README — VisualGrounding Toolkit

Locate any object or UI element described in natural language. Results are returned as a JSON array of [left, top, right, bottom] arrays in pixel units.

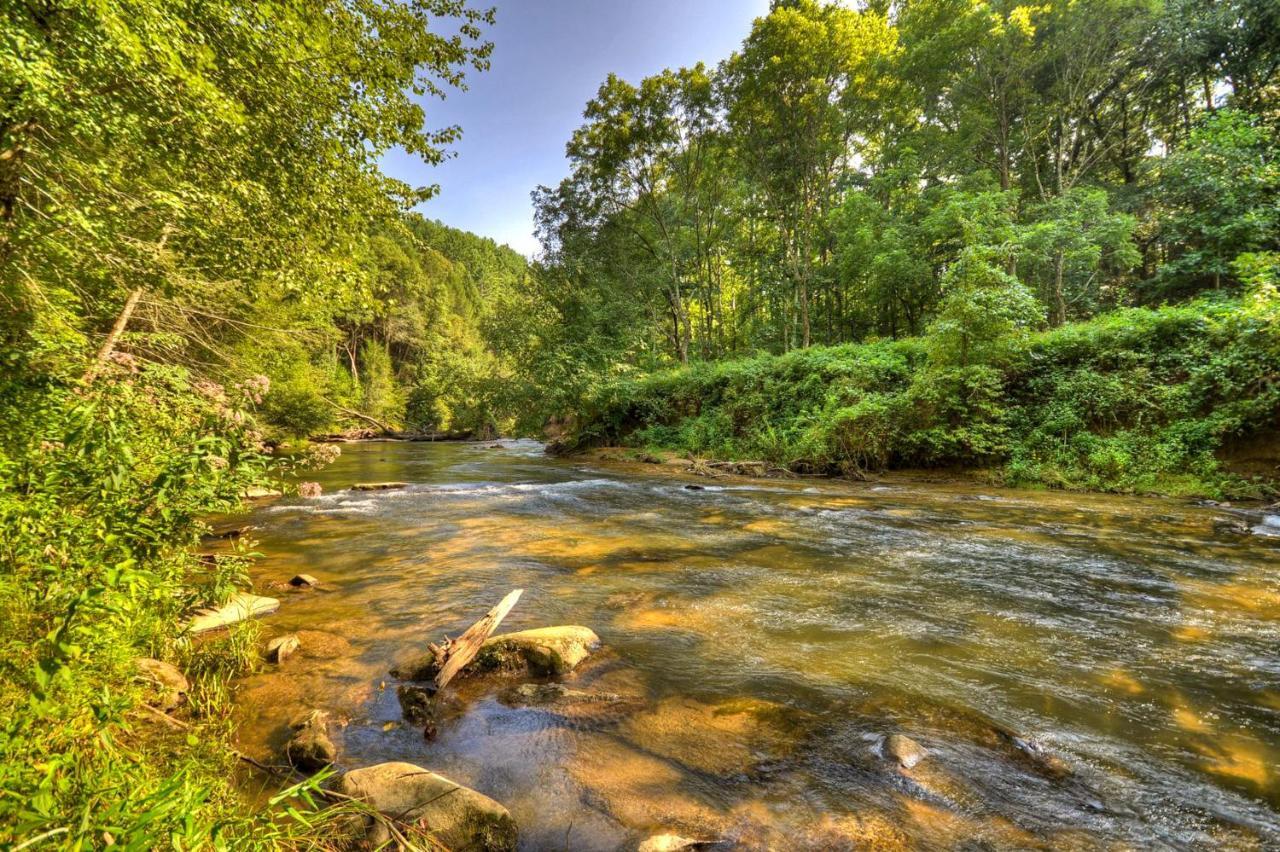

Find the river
[[229, 440, 1280, 850]]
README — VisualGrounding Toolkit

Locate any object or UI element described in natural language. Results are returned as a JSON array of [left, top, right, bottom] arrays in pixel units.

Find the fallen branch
[[433, 589, 523, 690], [319, 396, 397, 434]]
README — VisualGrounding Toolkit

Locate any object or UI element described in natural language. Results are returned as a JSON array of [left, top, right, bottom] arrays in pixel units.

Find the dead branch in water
[[432, 589, 523, 690]]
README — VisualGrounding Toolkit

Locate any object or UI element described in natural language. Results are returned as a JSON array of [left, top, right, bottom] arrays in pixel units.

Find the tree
[[725, 0, 897, 349], [1018, 189, 1140, 324], [1149, 109, 1280, 298]]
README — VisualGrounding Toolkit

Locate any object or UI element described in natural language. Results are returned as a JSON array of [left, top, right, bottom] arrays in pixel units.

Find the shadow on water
[[228, 441, 1280, 850]]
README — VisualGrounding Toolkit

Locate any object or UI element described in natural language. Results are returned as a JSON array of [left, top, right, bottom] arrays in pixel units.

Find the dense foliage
[[576, 297, 1279, 496], [1, 0, 1278, 845], [532, 0, 1279, 492], [0, 0, 506, 845]]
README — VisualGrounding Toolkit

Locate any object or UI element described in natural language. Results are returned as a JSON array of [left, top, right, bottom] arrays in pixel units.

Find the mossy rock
[[391, 625, 600, 681]]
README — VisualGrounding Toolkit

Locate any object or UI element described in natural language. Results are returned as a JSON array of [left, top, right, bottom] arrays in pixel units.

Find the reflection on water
[[230, 441, 1280, 849]]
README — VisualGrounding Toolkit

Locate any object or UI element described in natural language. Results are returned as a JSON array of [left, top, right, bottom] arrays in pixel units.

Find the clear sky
[[379, 0, 771, 257]]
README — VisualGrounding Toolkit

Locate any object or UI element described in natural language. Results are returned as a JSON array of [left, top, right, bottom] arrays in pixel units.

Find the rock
[[338, 762, 517, 852], [638, 835, 716, 852], [288, 573, 320, 588], [1213, 518, 1251, 536], [266, 634, 300, 664], [186, 592, 279, 634], [298, 481, 322, 498], [1006, 735, 1072, 780], [285, 709, 336, 772], [393, 625, 600, 681], [396, 684, 437, 726], [351, 481, 408, 491], [683, 484, 705, 491], [243, 486, 282, 499], [500, 682, 621, 706], [478, 626, 600, 676], [883, 733, 929, 769], [134, 658, 188, 711]]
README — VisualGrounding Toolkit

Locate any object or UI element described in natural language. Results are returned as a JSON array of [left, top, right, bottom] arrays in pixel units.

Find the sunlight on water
[[227, 441, 1280, 850]]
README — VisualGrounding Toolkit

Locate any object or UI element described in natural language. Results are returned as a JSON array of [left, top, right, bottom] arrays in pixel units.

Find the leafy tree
[[1149, 109, 1280, 298], [725, 0, 897, 348], [1018, 189, 1141, 324]]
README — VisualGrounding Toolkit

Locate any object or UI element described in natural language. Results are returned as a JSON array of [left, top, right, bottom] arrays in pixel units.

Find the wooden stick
[[434, 589, 522, 690]]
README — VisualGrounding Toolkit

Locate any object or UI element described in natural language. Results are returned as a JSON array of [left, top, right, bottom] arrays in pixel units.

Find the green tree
[[1149, 109, 1280, 298], [725, 0, 897, 349]]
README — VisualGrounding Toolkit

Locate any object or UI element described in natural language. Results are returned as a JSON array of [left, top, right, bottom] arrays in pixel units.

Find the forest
[[0, 0, 1277, 847]]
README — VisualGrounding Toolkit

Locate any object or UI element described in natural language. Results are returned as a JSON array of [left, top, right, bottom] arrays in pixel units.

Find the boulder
[[266, 634, 300, 664], [338, 762, 517, 851], [289, 573, 320, 588], [134, 658, 188, 711], [186, 592, 279, 634], [393, 626, 600, 681], [285, 709, 336, 772], [882, 733, 928, 769]]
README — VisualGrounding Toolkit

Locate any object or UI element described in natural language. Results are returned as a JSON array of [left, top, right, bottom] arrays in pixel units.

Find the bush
[[0, 366, 335, 846], [573, 299, 1279, 497], [262, 379, 333, 438]]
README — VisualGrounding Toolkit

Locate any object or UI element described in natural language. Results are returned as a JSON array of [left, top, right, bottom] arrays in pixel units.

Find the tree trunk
[[83, 287, 143, 384], [1053, 251, 1067, 326]]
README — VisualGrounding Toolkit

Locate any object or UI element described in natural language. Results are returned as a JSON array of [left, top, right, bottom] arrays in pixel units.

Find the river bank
[[223, 440, 1280, 849]]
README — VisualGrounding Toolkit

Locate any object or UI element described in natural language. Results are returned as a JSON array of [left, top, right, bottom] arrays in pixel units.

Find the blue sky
[[379, 0, 770, 257]]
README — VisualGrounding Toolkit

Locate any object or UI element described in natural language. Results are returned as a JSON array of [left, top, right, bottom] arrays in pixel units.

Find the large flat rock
[[338, 762, 516, 851], [187, 592, 279, 634]]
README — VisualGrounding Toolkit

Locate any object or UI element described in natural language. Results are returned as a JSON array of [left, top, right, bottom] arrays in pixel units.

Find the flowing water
[[229, 441, 1280, 850]]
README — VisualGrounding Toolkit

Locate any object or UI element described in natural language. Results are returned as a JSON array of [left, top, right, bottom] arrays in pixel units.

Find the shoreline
[[564, 445, 1280, 512]]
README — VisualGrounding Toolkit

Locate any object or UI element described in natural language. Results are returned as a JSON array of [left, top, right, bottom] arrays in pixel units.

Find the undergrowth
[[0, 363, 338, 847], [573, 298, 1280, 498]]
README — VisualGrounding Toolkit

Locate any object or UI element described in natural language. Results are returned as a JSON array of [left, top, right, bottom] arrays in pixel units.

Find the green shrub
[[574, 299, 1279, 497]]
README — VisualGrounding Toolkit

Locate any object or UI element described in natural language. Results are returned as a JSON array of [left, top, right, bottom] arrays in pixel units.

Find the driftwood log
[[431, 589, 523, 691]]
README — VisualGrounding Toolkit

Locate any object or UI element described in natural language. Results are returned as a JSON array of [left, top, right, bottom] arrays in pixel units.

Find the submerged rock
[[500, 682, 621, 706], [351, 481, 408, 491], [392, 625, 600, 681], [638, 834, 717, 852], [396, 685, 440, 739], [201, 524, 257, 541], [265, 634, 300, 663], [134, 658, 188, 711], [338, 761, 517, 851], [883, 733, 929, 769], [285, 709, 336, 772], [186, 592, 279, 634]]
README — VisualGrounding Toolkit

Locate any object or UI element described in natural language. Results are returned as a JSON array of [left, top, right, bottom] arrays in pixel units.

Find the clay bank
[[221, 440, 1280, 849]]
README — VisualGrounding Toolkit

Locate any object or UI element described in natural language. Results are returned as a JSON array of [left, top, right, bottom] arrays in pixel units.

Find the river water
[[230, 440, 1280, 850]]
